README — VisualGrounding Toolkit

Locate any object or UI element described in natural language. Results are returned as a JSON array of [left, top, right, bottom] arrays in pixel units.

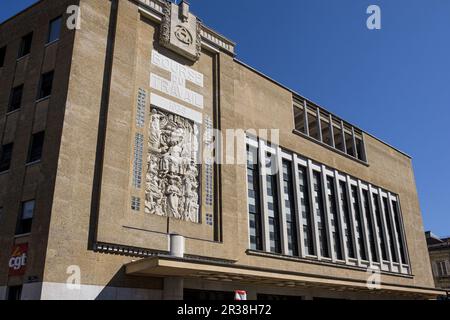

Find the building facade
[[426, 232, 450, 292], [0, 0, 443, 300]]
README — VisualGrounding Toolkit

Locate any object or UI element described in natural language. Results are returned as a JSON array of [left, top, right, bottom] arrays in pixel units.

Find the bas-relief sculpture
[[145, 107, 200, 223]]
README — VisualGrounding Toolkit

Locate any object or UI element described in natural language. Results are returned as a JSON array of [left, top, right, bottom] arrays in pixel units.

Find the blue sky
[[1, 1, 449, 237]]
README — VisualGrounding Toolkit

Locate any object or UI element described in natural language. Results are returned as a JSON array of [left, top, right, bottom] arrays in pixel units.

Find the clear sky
[[1, 1, 449, 237]]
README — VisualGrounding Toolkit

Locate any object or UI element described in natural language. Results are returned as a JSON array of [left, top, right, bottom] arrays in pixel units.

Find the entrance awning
[[125, 255, 444, 299]]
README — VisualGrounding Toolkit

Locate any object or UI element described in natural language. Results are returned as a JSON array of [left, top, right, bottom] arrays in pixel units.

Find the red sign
[[234, 290, 247, 301], [8, 244, 28, 276]]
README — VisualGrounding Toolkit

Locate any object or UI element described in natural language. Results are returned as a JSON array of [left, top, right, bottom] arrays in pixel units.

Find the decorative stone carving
[[159, 0, 202, 62], [145, 107, 200, 223]]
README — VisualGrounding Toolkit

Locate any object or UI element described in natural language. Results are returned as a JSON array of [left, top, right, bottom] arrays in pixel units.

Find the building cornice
[[133, 0, 236, 56]]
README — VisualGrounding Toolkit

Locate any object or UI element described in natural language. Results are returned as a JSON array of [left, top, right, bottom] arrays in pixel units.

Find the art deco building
[[426, 232, 450, 292], [0, 0, 443, 300]]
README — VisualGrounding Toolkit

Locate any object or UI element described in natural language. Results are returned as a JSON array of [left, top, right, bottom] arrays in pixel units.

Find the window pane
[[247, 145, 263, 251], [321, 119, 332, 146], [294, 105, 306, 133], [345, 131, 355, 157], [307, 110, 320, 141], [16, 200, 35, 235], [48, 16, 62, 43], [351, 185, 367, 260], [28, 131, 45, 163], [313, 171, 329, 258], [283, 161, 298, 256], [339, 181, 355, 259], [372, 193, 388, 260], [382, 197, 398, 263], [391, 200, 407, 264], [9, 85, 23, 112], [298, 165, 314, 255], [333, 123, 345, 152], [0, 143, 13, 172], [18, 33, 33, 58], [326, 176, 343, 260], [39, 71, 54, 99], [362, 190, 378, 262], [0, 46, 6, 67], [356, 137, 365, 161], [22, 200, 35, 219], [266, 153, 281, 254]]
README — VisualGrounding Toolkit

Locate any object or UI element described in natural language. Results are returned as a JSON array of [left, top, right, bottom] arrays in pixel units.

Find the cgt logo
[[8, 244, 28, 276]]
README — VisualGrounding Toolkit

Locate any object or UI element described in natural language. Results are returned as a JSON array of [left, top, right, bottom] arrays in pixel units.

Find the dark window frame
[[18, 32, 33, 58], [0, 143, 14, 173], [0, 46, 6, 67], [27, 131, 45, 164], [16, 199, 35, 235], [8, 84, 24, 113], [47, 16, 63, 44], [37, 71, 54, 100]]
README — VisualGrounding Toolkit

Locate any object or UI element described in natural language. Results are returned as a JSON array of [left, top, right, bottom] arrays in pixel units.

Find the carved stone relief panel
[[145, 107, 200, 223]]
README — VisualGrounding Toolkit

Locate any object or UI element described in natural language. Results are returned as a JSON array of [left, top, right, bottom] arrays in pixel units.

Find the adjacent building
[[0, 0, 443, 300], [426, 231, 450, 292]]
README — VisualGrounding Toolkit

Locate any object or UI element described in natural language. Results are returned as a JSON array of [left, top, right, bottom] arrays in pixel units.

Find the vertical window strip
[[133, 133, 144, 189], [339, 181, 355, 259], [266, 153, 282, 254], [391, 199, 407, 264], [298, 165, 314, 256], [205, 117, 214, 206], [362, 189, 378, 262], [247, 145, 263, 251], [136, 89, 146, 128], [282, 160, 298, 256], [312, 171, 329, 258], [372, 194, 388, 261], [326, 176, 343, 260], [351, 185, 367, 261], [382, 197, 398, 263]]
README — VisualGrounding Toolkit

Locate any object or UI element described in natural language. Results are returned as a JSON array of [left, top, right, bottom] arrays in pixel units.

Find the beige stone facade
[[0, 0, 443, 300]]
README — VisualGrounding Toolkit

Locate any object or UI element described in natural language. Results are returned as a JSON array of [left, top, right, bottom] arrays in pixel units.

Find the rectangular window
[[16, 200, 35, 235], [27, 131, 45, 164], [382, 196, 398, 263], [47, 16, 62, 44], [307, 109, 320, 141], [326, 176, 343, 260], [7, 286, 22, 301], [344, 130, 355, 157], [372, 193, 388, 260], [312, 171, 329, 258], [131, 196, 141, 211], [266, 153, 281, 254], [8, 84, 24, 112], [362, 189, 378, 262], [320, 116, 332, 146], [339, 181, 355, 259], [391, 200, 407, 264], [247, 145, 263, 251], [294, 105, 306, 134], [437, 261, 449, 277], [350, 185, 367, 260], [0, 143, 13, 172], [38, 71, 54, 99], [283, 160, 298, 256], [333, 121, 345, 152], [298, 165, 314, 256], [133, 133, 144, 188], [0, 46, 6, 67], [355, 135, 365, 161], [18, 32, 33, 58]]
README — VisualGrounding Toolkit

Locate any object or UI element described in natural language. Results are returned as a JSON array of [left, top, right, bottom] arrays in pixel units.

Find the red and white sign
[[234, 290, 247, 301], [8, 243, 28, 276]]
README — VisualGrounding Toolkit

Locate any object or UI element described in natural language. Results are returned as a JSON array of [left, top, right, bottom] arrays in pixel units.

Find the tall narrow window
[[307, 109, 320, 141], [333, 121, 345, 152], [247, 145, 263, 251], [382, 196, 398, 263], [0, 46, 6, 67], [38, 71, 54, 99], [18, 32, 33, 58], [283, 160, 298, 256], [0, 143, 13, 173], [313, 171, 329, 258], [266, 153, 281, 254], [373, 193, 388, 260], [351, 186, 367, 260], [326, 176, 343, 260], [293, 105, 306, 134], [362, 190, 378, 262], [321, 117, 332, 146], [355, 135, 365, 161], [47, 16, 62, 43], [8, 85, 24, 112], [344, 130, 355, 157], [339, 181, 355, 259], [298, 166, 314, 256], [27, 131, 45, 164], [391, 200, 407, 264], [16, 200, 35, 235]]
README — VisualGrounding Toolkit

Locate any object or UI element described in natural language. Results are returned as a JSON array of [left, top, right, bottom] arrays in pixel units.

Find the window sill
[[0, 170, 10, 176], [16, 54, 30, 62], [45, 39, 59, 47], [14, 233, 31, 239], [35, 96, 51, 104], [6, 108, 20, 116], [292, 129, 370, 167], [25, 160, 41, 167]]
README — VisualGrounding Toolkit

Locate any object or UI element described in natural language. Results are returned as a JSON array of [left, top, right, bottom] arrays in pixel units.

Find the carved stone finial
[[180, 0, 189, 23]]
